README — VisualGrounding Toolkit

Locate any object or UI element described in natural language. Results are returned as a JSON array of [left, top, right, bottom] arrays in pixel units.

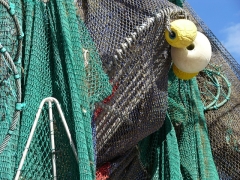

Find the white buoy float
[[171, 31, 212, 80]]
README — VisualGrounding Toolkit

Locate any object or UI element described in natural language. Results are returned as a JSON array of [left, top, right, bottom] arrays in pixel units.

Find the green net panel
[[139, 70, 219, 179], [168, 0, 184, 7], [15, 98, 80, 180], [17, 106, 55, 180], [0, 0, 23, 179], [16, 0, 112, 179], [0, 0, 111, 179], [0, 0, 240, 179]]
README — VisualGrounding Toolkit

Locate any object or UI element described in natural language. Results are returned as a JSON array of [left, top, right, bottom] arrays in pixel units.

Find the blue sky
[[187, 0, 240, 65]]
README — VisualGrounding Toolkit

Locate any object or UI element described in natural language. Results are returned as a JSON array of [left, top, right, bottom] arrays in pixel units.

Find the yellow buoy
[[171, 31, 212, 80], [172, 64, 198, 80], [165, 19, 197, 48]]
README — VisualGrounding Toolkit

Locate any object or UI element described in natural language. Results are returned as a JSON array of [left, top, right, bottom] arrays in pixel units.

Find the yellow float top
[[165, 19, 197, 48]]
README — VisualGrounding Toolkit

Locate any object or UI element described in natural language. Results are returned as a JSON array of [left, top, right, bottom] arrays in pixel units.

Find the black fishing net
[[76, 0, 189, 178], [78, 0, 184, 173]]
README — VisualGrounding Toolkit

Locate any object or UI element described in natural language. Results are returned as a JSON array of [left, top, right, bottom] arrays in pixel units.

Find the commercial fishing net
[[0, 0, 239, 179], [0, 0, 23, 179], [82, 0, 183, 169], [0, 0, 111, 179], [81, 0, 240, 179], [184, 3, 240, 179]]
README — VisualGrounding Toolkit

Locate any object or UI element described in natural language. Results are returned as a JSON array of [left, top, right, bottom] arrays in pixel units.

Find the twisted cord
[[202, 69, 231, 111], [0, 0, 23, 153]]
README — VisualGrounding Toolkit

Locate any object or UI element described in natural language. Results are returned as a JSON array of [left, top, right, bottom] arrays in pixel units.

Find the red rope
[[96, 162, 111, 180], [94, 84, 118, 120]]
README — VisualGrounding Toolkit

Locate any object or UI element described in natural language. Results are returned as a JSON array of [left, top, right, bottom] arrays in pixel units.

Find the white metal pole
[[48, 101, 57, 180], [14, 99, 46, 180], [14, 97, 79, 180]]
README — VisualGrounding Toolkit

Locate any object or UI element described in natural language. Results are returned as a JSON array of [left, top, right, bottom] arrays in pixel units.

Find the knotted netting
[[0, 0, 112, 179], [138, 2, 240, 179], [0, 0, 23, 179], [16, 0, 112, 179], [184, 2, 240, 179], [79, 0, 240, 179], [80, 1, 185, 173], [0, 0, 240, 179]]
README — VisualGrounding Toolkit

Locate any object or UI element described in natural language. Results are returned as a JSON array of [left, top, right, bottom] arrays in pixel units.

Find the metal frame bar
[[14, 97, 78, 180]]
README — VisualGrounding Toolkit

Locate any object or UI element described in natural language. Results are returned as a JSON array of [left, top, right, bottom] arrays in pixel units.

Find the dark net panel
[[184, 2, 240, 179], [78, 0, 178, 77], [77, 0, 185, 177]]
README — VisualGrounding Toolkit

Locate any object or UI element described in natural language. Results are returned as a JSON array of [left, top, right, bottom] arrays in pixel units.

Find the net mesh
[[0, 0, 23, 179], [137, 2, 240, 179], [0, 0, 240, 179], [80, 0, 240, 178], [139, 69, 219, 179], [1, 0, 111, 179], [184, 3, 240, 179], [18, 104, 80, 180], [80, 1, 184, 173], [16, 0, 112, 179], [18, 108, 53, 180]]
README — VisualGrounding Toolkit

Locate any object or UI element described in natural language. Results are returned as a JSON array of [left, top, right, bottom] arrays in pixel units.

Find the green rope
[[201, 68, 231, 111]]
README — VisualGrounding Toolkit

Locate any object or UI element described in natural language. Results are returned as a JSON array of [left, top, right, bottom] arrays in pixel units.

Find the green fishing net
[[0, 0, 240, 179], [0, 0, 111, 179], [139, 69, 219, 179]]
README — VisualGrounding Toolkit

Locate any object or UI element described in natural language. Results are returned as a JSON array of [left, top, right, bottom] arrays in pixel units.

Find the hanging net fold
[[139, 69, 219, 179], [0, 0, 23, 179], [0, 0, 240, 179], [1, 0, 111, 179], [184, 3, 240, 179], [82, 1, 184, 173]]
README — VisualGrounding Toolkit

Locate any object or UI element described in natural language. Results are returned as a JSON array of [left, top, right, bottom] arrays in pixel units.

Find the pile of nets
[[0, 0, 239, 179], [0, 0, 23, 179], [0, 0, 111, 179], [185, 3, 240, 178]]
